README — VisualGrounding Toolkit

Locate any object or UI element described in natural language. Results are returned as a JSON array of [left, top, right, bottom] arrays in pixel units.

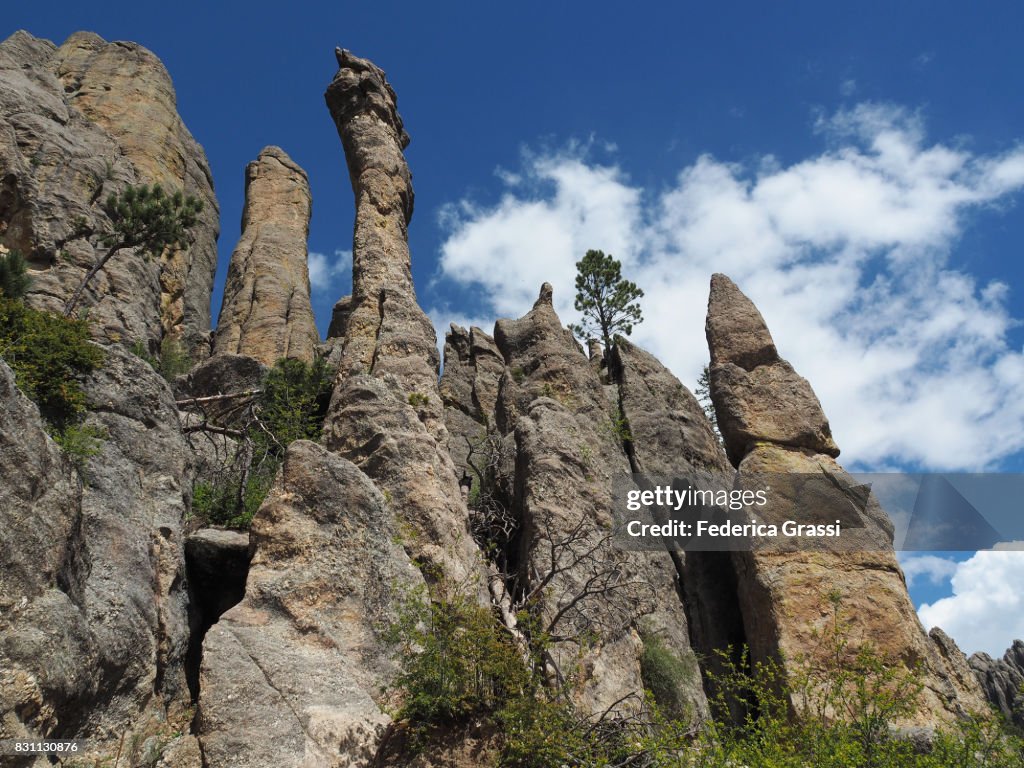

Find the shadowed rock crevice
[[183, 529, 253, 701]]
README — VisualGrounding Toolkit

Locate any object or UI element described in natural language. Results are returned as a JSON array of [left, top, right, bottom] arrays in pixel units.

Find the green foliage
[[157, 336, 193, 379], [408, 391, 430, 408], [191, 471, 274, 529], [0, 296, 104, 431], [386, 593, 532, 727], [52, 422, 107, 474], [188, 356, 334, 529], [641, 634, 697, 721], [130, 335, 193, 381], [65, 184, 203, 315], [0, 249, 30, 299], [568, 249, 644, 353], [386, 587, 1024, 768], [256, 356, 334, 448], [694, 363, 722, 442], [637, 595, 1024, 768], [102, 183, 203, 257]]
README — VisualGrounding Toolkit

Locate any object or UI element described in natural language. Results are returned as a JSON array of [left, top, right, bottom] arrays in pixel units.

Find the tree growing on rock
[[64, 183, 203, 316], [568, 249, 643, 359]]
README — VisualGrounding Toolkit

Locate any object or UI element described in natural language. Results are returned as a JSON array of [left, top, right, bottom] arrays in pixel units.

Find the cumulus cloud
[[308, 248, 352, 291], [431, 103, 1024, 470], [917, 544, 1024, 656], [897, 553, 958, 588]]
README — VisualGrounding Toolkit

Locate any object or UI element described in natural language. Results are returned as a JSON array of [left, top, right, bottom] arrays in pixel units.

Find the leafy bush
[[53, 422, 107, 474], [640, 634, 697, 721], [188, 356, 334, 529], [0, 248, 30, 299], [386, 593, 532, 726], [130, 335, 193, 380], [384, 587, 1024, 768], [0, 296, 104, 431]]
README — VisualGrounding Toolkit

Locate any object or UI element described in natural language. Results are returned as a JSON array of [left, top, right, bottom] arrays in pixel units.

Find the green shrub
[[640, 634, 697, 721], [157, 335, 192, 379], [386, 593, 532, 726], [408, 391, 430, 408], [0, 249, 30, 299], [188, 356, 333, 529], [131, 335, 193, 380], [0, 296, 104, 431], [52, 422, 107, 473]]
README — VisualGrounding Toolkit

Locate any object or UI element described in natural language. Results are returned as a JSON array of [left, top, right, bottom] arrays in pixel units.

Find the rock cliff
[[0, 31, 219, 358], [213, 146, 319, 365]]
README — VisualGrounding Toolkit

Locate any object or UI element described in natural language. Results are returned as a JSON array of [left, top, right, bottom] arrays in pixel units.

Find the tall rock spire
[[323, 49, 437, 389], [704, 273, 986, 724], [322, 50, 485, 593], [213, 146, 319, 365]]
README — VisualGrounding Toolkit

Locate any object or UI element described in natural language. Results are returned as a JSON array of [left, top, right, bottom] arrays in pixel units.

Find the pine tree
[[567, 249, 644, 355], [64, 184, 203, 316], [0, 248, 30, 300]]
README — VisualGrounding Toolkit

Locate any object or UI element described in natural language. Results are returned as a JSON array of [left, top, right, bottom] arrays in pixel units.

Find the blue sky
[[8, 1, 1024, 656]]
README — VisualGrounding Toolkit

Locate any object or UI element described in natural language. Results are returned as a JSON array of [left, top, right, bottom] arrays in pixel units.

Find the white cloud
[[430, 104, 1024, 471], [897, 553, 958, 588], [917, 545, 1024, 656], [308, 248, 352, 291]]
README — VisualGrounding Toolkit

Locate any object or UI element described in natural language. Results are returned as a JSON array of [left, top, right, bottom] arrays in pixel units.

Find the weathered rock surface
[[0, 346, 195, 759], [970, 640, 1024, 729], [0, 359, 85, 755], [197, 440, 424, 767], [0, 30, 219, 357], [706, 273, 838, 465], [705, 274, 988, 723], [213, 146, 319, 365], [322, 49, 484, 593]]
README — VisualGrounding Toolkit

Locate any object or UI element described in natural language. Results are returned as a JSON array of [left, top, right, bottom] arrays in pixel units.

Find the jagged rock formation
[[484, 285, 709, 717], [321, 49, 484, 591], [971, 640, 1024, 729], [213, 146, 319, 365], [0, 31, 219, 357], [705, 273, 987, 723], [198, 441, 424, 766], [0, 347, 196, 762]]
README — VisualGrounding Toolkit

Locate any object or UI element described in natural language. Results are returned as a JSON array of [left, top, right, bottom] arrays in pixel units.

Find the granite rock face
[[0, 347, 195, 760], [0, 359, 85, 754], [705, 273, 987, 724], [197, 440, 423, 767], [970, 640, 1024, 729], [213, 146, 319, 365], [0, 30, 219, 357], [322, 49, 485, 593]]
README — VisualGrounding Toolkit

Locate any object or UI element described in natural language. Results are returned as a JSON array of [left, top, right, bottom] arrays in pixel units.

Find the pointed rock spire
[[213, 146, 319, 365], [705, 273, 839, 465]]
